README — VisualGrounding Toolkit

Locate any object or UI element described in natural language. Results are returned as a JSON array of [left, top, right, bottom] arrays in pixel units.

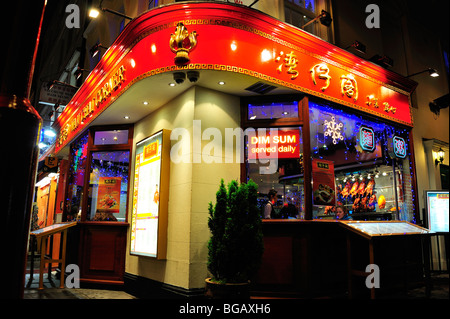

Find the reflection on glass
[[94, 129, 129, 145], [87, 151, 130, 221], [67, 132, 89, 221], [309, 102, 414, 222], [248, 102, 298, 120], [246, 127, 304, 219]]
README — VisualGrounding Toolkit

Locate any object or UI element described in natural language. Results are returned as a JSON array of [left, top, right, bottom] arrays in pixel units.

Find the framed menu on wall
[[130, 130, 170, 258], [425, 190, 449, 233], [312, 158, 336, 206]]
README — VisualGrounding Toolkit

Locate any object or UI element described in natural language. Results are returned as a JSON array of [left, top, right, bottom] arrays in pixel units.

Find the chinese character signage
[[54, 3, 415, 155], [388, 136, 407, 159], [359, 126, 375, 152]]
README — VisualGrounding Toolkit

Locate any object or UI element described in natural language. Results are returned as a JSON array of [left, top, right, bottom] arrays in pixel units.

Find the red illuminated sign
[[54, 2, 416, 154], [248, 130, 300, 159]]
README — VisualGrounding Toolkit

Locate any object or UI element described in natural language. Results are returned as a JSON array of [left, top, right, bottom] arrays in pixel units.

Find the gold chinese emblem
[[170, 22, 198, 65], [340, 74, 358, 101], [276, 51, 299, 80], [310, 63, 331, 91]]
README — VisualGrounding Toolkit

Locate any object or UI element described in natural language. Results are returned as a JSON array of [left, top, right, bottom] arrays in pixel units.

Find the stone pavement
[[23, 272, 448, 299]]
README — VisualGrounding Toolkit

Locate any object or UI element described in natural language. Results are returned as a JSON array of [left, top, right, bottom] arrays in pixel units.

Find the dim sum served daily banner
[[131, 131, 163, 257]]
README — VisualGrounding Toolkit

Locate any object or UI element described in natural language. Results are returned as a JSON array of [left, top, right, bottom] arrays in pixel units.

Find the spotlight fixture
[[369, 54, 394, 68], [88, 8, 100, 18], [435, 147, 445, 166], [89, 1, 132, 20], [346, 41, 366, 54], [407, 68, 439, 78], [48, 80, 77, 91], [74, 67, 88, 80], [90, 43, 108, 58], [248, 0, 259, 7], [302, 10, 332, 29]]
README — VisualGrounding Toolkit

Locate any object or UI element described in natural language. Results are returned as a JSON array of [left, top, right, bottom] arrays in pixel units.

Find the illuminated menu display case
[[130, 130, 170, 259], [339, 220, 432, 239]]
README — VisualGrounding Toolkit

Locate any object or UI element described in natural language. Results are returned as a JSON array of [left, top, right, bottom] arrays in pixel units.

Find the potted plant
[[205, 179, 264, 299]]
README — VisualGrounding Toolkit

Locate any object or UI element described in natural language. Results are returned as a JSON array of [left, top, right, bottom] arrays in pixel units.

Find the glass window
[[66, 132, 89, 221], [248, 101, 299, 120], [309, 101, 415, 222], [246, 126, 304, 219], [285, 0, 316, 34], [86, 151, 130, 221], [286, 0, 315, 13], [94, 129, 129, 145]]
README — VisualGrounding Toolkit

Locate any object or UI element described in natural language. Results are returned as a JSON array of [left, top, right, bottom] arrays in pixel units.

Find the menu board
[[342, 221, 432, 237], [130, 130, 169, 258], [426, 191, 449, 233], [312, 159, 336, 206]]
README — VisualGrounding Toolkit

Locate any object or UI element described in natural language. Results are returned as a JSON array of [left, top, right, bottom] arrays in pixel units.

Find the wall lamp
[[48, 80, 78, 91], [435, 148, 445, 166], [345, 41, 366, 54], [369, 54, 394, 68], [74, 67, 89, 80], [407, 68, 439, 78], [248, 0, 260, 7], [302, 10, 332, 29], [90, 43, 108, 58], [89, 1, 132, 21]]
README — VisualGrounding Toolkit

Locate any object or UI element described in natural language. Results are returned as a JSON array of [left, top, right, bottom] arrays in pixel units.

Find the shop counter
[[254, 219, 433, 298]]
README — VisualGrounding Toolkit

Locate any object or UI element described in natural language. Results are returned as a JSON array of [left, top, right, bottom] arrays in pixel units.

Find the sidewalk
[[23, 271, 448, 299], [24, 272, 136, 299]]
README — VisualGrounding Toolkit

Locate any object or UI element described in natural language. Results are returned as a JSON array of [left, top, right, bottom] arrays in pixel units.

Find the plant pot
[[204, 278, 250, 299]]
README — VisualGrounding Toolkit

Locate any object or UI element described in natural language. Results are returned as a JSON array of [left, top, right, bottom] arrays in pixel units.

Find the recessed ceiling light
[[169, 83, 176, 87], [143, 101, 149, 105], [218, 81, 226, 85], [124, 116, 130, 119]]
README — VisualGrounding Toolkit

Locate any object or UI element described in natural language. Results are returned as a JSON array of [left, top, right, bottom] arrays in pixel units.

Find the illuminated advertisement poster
[[426, 191, 449, 233], [312, 159, 336, 206], [97, 177, 121, 213], [130, 130, 169, 258]]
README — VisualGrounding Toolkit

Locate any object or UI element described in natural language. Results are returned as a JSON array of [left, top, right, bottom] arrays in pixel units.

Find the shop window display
[[87, 151, 130, 221], [66, 132, 89, 221], [246, 126, 305, 219], [309, 101, 415, 222]]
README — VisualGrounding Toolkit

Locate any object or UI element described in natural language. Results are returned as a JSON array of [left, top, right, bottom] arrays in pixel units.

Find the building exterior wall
[[126, 85, 240, 289]]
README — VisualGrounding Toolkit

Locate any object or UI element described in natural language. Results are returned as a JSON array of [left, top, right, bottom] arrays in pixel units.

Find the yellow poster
[[97, 177, 121, 214]]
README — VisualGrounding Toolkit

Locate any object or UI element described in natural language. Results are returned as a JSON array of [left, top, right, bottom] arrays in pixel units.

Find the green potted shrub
[[205, 179, 264, 299]]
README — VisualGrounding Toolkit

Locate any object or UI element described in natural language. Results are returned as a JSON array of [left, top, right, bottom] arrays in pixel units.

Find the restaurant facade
[[48, 2, 428, 297]]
